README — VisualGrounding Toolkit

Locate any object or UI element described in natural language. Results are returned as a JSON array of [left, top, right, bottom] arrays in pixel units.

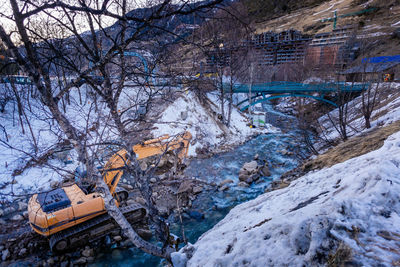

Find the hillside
[[252, 0, 400, 35]]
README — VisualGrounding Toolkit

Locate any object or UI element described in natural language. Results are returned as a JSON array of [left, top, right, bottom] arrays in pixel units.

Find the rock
[[60, 261, 69, 267], [19, 248, 27, 257], [11, 214, 24, 221], [281, 149, 293, 156], [177, 181, 193, 194], [86, 256, 95, 263], [238, 170, 248, 182], [218, 185, 229, 191], [180, 111, 188, 121], [253, 153, 259, 160], [238, 181, 249, 187], [219, 179, 233, 187], [113, 236, 122, 242], [50, 181, 59, 189], [135, 197, 146, 205], [242, 161, 258, 173], [22, 211, 29, 218], [120, 183, 133, 191], [47, 258, 55, 265], [82, 247, 94, 257], [74, 257, 87, 265], [139, 161, 147, 171], [246, 177, 254, 184], [192, 186, 203, 194], [158, 157, 167, 167], [2, 249, 10, 261], [0, 219, 6, 225], [149, 178, 157, 183], [261, 166, 271, 177], [126, 199, 136, 206], [0, 209, 3, 217], [158, 207, 169, 217]]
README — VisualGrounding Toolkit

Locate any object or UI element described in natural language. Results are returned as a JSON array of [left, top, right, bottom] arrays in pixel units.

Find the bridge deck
[[225, 81, 366, 94]]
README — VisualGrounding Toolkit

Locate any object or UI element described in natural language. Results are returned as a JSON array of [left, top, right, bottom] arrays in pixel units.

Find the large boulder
[[261, 165, 271, 177], [219, 179, 234, 187], [242, 161, 258, 173], [239, 161, 261, 182]]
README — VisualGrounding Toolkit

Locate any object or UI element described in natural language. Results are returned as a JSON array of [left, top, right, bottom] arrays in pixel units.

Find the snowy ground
[[318, 82, 400, 143], [0, 83, 115, 201], [152, 91, 278, 157], [174, 129, 400, 267]]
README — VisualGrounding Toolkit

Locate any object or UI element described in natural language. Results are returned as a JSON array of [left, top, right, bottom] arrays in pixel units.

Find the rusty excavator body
[[27, 131, 192, 252]]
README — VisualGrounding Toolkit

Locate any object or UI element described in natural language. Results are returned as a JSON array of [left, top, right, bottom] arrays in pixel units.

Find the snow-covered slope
[[152, 91, 277, 156], [319, 82, 400, 142], [174, 130, 400, 266]]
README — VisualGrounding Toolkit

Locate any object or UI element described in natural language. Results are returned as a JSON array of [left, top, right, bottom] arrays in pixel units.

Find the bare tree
[[0, 0, 222, 261]]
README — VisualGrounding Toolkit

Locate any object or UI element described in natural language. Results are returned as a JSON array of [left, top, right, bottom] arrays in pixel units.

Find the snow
[[391, 20, 400, 27], [152, 91, 278, 157], [0, 83, 111, 200], [318, 82, 400, 143], [0, 81, 167, 200], [179, 130, 400, 266]]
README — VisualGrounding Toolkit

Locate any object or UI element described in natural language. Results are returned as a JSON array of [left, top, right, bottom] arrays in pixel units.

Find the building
[[341, 55, 400, 82]]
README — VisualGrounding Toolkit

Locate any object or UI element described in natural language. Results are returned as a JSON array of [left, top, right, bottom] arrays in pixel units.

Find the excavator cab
[[37, 188, 71, 213]]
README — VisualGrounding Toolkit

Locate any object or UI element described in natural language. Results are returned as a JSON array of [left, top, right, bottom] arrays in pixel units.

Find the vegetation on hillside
[[243, 0, 329, 22]]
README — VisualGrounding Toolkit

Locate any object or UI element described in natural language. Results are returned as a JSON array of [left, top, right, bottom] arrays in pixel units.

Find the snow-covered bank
[[152, 91, 278, 157], [174, 129, 400, 266], [319, 82, 400, 142]]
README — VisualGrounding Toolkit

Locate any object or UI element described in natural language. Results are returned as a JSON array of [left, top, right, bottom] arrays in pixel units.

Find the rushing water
[[93, 105, 309, 267]]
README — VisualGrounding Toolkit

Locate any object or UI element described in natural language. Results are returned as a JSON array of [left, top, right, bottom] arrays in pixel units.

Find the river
[[93, 105, 310, 266]]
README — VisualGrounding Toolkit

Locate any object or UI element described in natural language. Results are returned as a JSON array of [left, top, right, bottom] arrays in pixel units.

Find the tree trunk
[[96, 176, 173, 260]]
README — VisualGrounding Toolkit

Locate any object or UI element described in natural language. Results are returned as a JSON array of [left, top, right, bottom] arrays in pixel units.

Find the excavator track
[[49, 203, 147, 252]]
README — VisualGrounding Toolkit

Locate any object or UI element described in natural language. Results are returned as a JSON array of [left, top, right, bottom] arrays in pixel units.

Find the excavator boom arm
[[103, 131, 192, 195]]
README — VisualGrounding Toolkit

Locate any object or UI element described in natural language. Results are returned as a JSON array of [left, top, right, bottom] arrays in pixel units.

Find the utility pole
[[248, 62, 254, 120]]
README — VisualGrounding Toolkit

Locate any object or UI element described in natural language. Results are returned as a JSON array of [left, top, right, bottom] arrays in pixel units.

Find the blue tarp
[[362, 55, 400, 63]]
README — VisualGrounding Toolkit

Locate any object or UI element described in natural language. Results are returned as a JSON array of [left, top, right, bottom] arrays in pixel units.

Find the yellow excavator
[[28, 131, 192, 252]]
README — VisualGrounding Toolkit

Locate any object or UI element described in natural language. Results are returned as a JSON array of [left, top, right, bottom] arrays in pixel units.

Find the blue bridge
[[224, 81, 367, 111]]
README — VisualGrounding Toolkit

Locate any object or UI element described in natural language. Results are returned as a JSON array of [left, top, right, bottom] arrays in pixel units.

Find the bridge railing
[[224, 81, 367, 94]]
